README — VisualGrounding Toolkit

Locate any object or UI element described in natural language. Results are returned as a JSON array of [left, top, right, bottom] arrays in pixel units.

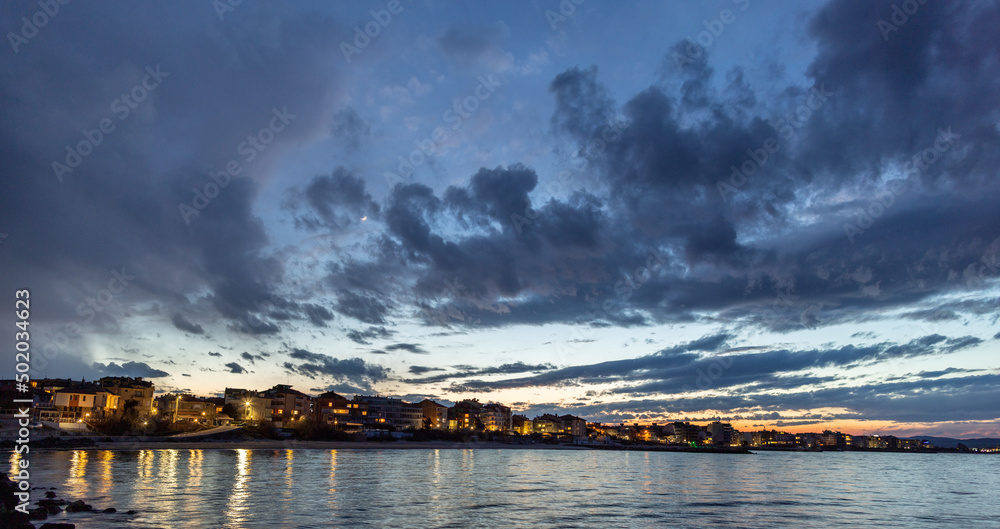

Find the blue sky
[[2, 0, 999, 437]]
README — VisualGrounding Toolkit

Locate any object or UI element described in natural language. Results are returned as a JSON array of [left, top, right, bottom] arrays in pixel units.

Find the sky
[[2, 0, 999, 438]]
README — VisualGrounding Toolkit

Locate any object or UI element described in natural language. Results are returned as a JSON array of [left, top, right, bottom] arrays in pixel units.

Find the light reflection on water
[[12, 449, 1000, 528]]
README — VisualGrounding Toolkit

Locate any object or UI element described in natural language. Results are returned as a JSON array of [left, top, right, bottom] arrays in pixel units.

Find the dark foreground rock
[[64, 500, 94, 512]]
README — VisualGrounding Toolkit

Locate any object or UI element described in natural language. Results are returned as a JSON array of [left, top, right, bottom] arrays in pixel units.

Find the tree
[[221, 403, 240, 421], [422, 417, 432, 430]]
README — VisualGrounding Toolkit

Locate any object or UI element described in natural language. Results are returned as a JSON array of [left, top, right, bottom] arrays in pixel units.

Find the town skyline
[[2, 0, 999, 440]]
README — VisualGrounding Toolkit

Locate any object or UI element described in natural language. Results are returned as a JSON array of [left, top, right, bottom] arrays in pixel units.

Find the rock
[[40, 524, 76, 529], [0, 471, 35, 528], [64, 500, 94, 512], [27, 506, 49, 520], [102, 507, 116, 513], [126, 509, 137, 514], [44, 491, 57, 499]]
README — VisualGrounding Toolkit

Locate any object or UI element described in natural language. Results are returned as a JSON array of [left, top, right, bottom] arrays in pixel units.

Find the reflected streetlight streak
[[225, 449, 252, 527]]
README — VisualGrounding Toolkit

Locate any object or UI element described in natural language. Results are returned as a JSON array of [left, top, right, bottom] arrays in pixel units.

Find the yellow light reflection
[[8, 451, 22, 477], [225, 449, 252, 527], [97, 450, 114, 496], [65, 450, 89, 498], [187, 449, 204, 490]]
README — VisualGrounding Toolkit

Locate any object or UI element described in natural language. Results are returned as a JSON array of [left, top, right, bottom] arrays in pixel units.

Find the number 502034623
[[15, 289, 30, 383]]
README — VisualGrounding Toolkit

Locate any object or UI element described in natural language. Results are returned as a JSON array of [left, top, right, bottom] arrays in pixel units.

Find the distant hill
[[903, 436, 1000, 449]]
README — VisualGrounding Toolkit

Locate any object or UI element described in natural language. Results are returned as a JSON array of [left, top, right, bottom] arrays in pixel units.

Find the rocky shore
[[0, 471, 135, 529]]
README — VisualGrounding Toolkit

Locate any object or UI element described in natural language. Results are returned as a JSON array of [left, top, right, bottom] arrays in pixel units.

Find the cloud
[[384, 343, 428, 354], [283, 347, 389, 391], [207, 352, 223, 357], [406, 361, 558, 385], [345, 326, 394, 345], [225, 362, 248, 374], [170, 313, 204, 334], [93, 361, 169, 378]]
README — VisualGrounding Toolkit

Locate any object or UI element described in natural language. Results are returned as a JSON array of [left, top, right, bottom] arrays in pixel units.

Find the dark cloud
[[406, 361, 558, 385], [283, 348, 389, 391], [333, 289, 390, 325], [345, 326, 394, 345], [444, 333, 970, 394], [207, 352, 223, 357], [408, 365, 444, 375], [287, 167, 380, 231], [93, 361, 169, 378], [384, 343, 427, 354], [303, 303, 335, 327], [225, 362, 248, 374], [240, 351, 268, 364], [170, 313, 204, 334]]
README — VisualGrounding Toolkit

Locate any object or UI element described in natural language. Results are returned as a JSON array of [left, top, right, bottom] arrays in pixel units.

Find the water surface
[[17, 448, 1000, 528]]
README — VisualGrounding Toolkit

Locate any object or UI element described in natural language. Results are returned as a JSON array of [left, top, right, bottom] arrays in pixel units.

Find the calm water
[[13, 448, 1000, 528]]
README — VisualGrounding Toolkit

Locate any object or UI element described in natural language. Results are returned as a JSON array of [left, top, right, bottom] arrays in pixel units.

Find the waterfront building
[[419, 399, 448, 429], [53, 382, 120, 422], [481, 402, 512, 432], [98, 376, 155, 418], [262, 384, 315, 427]]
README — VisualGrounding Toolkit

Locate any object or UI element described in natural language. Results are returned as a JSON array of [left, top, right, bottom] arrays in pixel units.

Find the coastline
[[33, 440, 597, 451]]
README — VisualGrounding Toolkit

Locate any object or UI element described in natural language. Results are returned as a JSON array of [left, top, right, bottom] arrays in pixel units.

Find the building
[[98, 376, 155, 418], [53, 382, 120, 422], [532, 414, 586, 437], [315, 391, 363, 430], [512, 414, 532, 435], [400, 401, 424, 430], [419, 399, 448, 429], [670, 422, 702, 444], [354, 395, 422, 430], [224, 388, 271, 423], [157, 394, 218, 424], [262, 384, 314, 427], [708, 421, 736, 446], [449, 399, 483, 430], [481, 403, 512, 432]]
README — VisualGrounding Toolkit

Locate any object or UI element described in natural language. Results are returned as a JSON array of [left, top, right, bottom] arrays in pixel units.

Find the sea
[[13, 448, 1000, 528]]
